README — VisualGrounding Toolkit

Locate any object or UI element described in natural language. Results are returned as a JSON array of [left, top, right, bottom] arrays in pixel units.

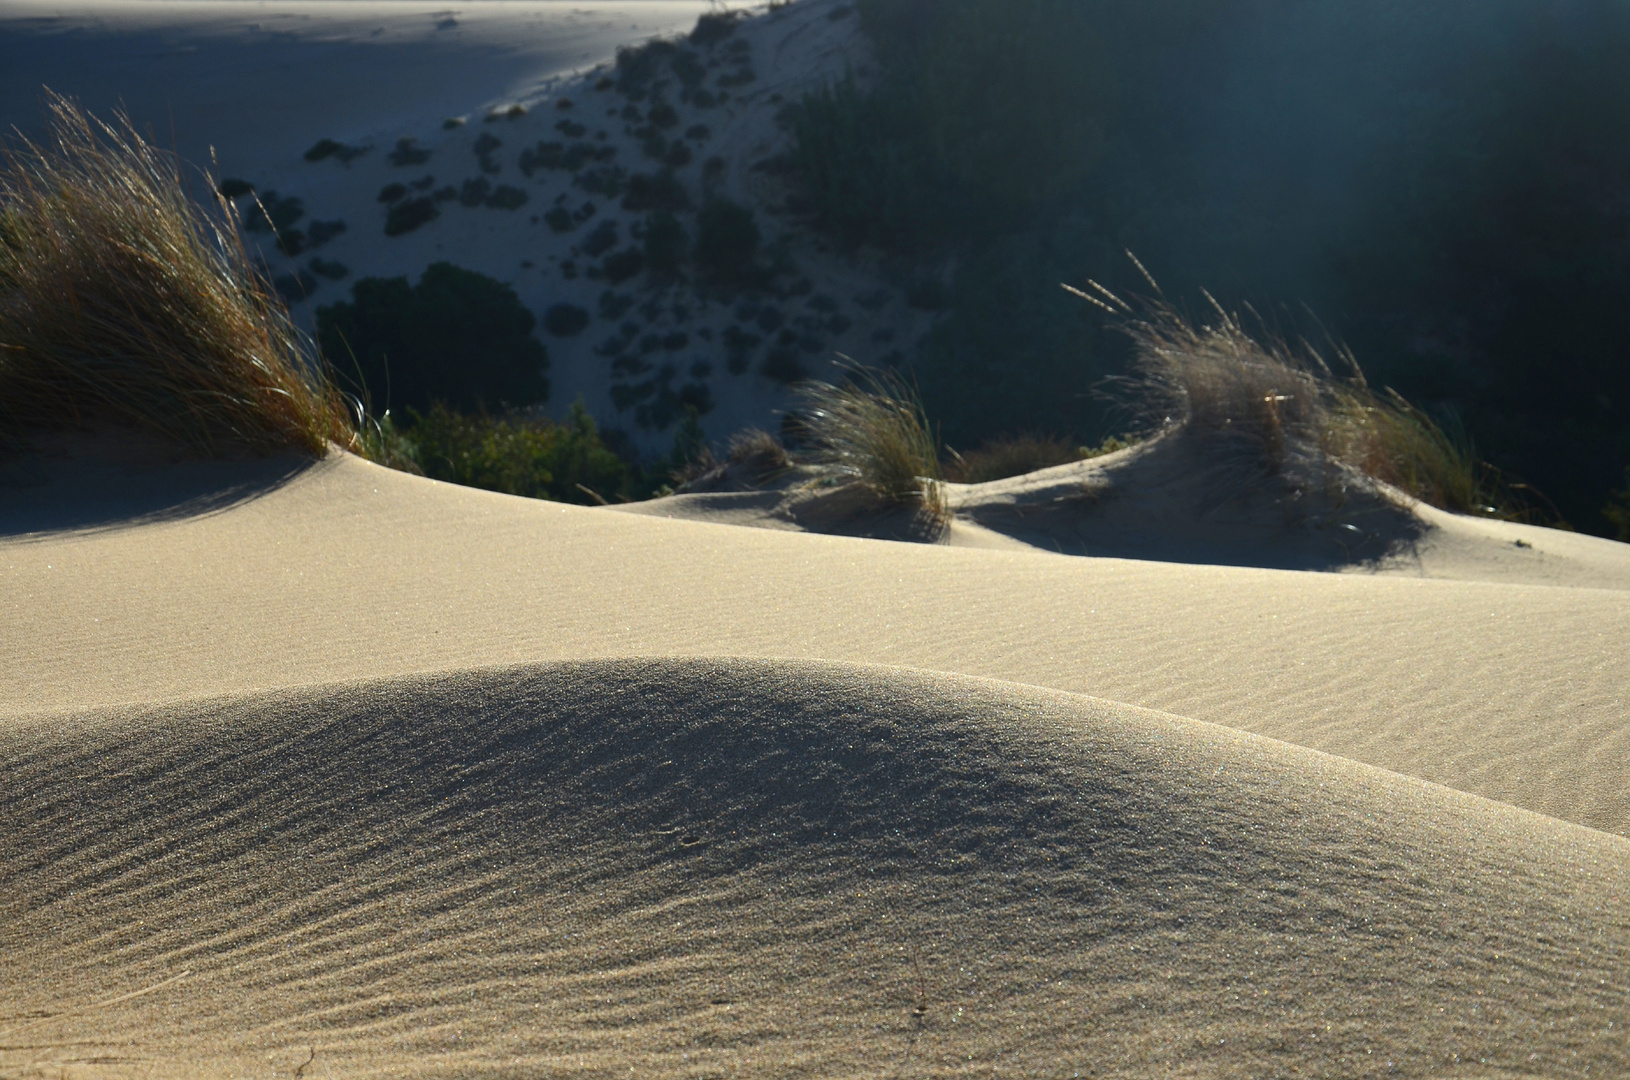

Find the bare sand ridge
[[4, 450, 1630, 1073], [5, 660, 1628, 1077]]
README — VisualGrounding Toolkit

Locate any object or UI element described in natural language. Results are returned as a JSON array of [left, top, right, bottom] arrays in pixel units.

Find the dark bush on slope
[[316, 262, 548, 415]]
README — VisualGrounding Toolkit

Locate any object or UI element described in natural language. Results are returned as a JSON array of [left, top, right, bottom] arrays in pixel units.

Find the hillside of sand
[[3, 444, 1629, 1076]]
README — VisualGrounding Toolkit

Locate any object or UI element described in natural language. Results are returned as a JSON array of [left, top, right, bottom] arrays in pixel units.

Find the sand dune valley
[[3, 1, 1630, 1078]]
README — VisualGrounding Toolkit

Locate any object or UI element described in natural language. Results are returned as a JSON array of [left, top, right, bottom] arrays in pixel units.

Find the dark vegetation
[[388, 400, 640, 505], [792, 0, 1630, 535], [317, 262, 549, 415]]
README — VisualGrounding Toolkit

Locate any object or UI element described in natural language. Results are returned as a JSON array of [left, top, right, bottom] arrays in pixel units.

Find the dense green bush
[[316, 261, 548, 414], [404, 400, 629, 504]]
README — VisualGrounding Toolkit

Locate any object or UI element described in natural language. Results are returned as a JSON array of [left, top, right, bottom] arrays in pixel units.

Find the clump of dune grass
[[727, 427, 791, 473], [1067, 264, 1515, 517], [795, 362, 948, 525], [0, 94, 354, 457]]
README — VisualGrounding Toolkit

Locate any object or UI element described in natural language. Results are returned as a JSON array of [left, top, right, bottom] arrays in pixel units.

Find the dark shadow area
[[0, 443, 318, 539]]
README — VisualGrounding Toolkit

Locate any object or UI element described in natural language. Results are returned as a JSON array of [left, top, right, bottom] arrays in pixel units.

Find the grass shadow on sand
[[0, 435, 319, 539]]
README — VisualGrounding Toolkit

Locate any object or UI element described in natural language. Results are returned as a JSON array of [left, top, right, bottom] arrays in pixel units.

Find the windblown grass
[[0, 95, 353, 456], [1067, 269, 1516, 517], [796, 363, 948, 525]]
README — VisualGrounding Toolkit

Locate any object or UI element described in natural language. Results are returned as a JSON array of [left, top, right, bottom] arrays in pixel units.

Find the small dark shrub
[[389, 138, 432, 166], [643, 211, 689, 274], [217, 177, 253, 199], [378, 182, 408, 204], [583, 220, 620, 257], [307, 219, 346, 246], [622, 169, 691, 212], [673, 51, 707, 92], [691, 9, 745, 47], [304, 138, 342, 162], [694, 198, 760, 283], [242, 190, 303, 234], [664, 143, 693, 168], [616, 39, 680, 97], [544, 206, 574, 232], [601, 247, 647, 284], [649, 103, 680, 129], [556, 119, 587, 138], [317, 261, 549, 413], [309, 257, 349, 281], [599, 291, 634, 319], [385, 197, 440, 236], [486, 185, 529, 210], [575, 165, 627, 197], [685, 124, 711, 141], [544, 303, 591, 337]]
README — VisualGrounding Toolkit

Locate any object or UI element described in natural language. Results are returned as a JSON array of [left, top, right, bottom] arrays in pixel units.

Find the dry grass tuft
[[1067, 268, 1515, 517], [795, 362, 948, 526], [0, 94, 354, 457], [727, 427, 791, 473]]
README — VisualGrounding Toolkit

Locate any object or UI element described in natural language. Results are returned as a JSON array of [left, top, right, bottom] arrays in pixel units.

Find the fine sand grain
[[4, 659, 1628, 1077]]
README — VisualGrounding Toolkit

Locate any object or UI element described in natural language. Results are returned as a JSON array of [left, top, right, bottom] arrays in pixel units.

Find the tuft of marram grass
[[0, 94, 354, 457], [1067, 270, 1514, 517], [795, 362, 948, 525]]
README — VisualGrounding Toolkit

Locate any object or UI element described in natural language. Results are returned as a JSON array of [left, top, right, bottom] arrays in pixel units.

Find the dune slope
[[3, 658, 1627, 1077], [5, 454, 1630, 838]]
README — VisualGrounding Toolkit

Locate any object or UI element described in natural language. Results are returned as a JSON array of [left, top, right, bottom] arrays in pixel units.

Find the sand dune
[[5, 658, 1628, 1076], [5, 451, 1630, 844]]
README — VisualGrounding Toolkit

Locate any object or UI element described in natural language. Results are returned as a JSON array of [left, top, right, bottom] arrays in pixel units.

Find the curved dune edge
[[7, 452, 1630, 838], [3, 658, 1626, 1077]]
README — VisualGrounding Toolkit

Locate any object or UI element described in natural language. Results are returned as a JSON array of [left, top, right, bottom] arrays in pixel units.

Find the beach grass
[[0, 94, 353, 457], [1069, 273, 1514, 517], [796, 362, 947, 525]]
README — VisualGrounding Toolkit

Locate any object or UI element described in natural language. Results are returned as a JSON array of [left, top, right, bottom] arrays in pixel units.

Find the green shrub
[[316, 261, 548, 414], [0, 96, 353, 456], [403, 399, 627, 504]]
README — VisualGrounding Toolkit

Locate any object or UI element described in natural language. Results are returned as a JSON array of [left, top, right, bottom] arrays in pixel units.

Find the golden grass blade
[[0, 92, 355, 457]]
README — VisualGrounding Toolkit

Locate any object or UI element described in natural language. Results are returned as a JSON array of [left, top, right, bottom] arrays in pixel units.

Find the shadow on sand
[[0, 434, 320, 538]]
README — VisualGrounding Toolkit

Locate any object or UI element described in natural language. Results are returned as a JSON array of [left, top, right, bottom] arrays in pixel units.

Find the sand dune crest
[[3, 658, 1626, 1076]]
